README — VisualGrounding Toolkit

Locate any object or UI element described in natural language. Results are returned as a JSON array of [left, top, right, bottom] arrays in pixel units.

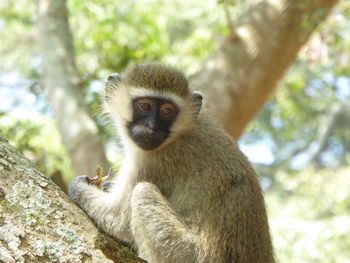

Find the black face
[[127, 97, 179, 150]]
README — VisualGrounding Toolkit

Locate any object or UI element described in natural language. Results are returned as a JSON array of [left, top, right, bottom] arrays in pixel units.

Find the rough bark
[[36, 0, 109, 176], [0, 136, 144, 263], [193, 0, 338, 139]]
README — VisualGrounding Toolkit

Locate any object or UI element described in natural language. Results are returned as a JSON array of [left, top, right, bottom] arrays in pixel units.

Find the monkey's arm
[[68, 176, 132, 242], [131, 182, 199, 263]]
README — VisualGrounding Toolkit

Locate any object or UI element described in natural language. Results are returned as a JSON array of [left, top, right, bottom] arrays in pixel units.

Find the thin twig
[[223, 0, 239, 41]]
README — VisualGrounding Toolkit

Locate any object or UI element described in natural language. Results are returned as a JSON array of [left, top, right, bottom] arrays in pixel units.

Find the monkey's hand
[[68, 175, 133, 242], [101, 180, 115, 192], [68, 175, 110, 222], [68, 175, 91, 207]]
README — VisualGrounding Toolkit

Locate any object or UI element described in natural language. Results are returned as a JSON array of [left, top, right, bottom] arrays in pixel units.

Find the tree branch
[[0, 136, 144, 263], [36, 0, 109, 176], [223, 0, 239, 41], [193, 0, 339, 139]]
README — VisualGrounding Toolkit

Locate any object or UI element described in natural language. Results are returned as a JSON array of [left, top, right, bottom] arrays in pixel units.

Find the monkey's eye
[[160, 103, 177, 119], [136, 98, 153, 113]]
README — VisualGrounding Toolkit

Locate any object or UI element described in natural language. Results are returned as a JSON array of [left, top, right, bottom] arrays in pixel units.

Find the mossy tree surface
[[0, 136, 144, 263]]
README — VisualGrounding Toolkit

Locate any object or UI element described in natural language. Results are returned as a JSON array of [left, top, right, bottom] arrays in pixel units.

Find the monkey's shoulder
[[188, 119, 250, 164]]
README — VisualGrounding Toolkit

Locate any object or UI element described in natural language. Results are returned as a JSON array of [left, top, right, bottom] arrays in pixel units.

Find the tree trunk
[[0, 136, 144, 263], [193, 0, 338, 139], [36, 0, 109, 176]]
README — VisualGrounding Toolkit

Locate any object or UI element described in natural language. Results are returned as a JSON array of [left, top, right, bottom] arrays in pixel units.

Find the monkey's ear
[[105, 73, 122, 101], [192, 91, 203, 116], [107, 73, 121, 83]]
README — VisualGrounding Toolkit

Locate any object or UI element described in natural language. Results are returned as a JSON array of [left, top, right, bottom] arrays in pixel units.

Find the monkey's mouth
[[128, 125, 169, 151]]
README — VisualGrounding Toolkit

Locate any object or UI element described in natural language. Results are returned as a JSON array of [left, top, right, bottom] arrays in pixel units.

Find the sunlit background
[[1, 0, 350, 262]]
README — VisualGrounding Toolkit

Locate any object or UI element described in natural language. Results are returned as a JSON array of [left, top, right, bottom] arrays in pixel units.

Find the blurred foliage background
[[0, 0, 349, 262]]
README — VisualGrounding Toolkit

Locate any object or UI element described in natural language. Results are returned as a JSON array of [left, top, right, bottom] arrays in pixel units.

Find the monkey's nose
[[146, 127, 156, 136], [146, 120, 157, 131]]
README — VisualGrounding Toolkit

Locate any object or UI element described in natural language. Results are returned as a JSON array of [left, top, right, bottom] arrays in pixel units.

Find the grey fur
[[69, 64, 275, 263]]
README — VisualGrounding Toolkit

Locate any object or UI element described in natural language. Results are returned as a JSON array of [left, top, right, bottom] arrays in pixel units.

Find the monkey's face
[[127, 97, 179, 150], [104, 64, 203, 151]]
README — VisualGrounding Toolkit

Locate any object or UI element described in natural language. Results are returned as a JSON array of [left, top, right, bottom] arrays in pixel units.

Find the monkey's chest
[[136, 158, 189, 195], [136, 156, 205, 218], [168, 185, 205, 228]]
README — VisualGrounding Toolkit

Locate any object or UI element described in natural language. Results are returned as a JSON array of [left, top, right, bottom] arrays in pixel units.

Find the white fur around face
[[104, 84, 133, 122], [128, 87, 186, 109], [105, 85, 197, 152]]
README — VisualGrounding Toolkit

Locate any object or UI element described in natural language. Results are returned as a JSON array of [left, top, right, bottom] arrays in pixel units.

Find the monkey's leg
[[69, 176, 132, 241], [131, 182, 199, 263]]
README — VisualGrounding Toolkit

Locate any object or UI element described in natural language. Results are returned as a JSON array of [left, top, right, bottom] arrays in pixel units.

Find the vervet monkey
[[69, 63, 275, 263]]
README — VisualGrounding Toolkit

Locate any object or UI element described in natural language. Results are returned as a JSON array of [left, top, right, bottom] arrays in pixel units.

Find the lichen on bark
[[0, 136, 144, 263]]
